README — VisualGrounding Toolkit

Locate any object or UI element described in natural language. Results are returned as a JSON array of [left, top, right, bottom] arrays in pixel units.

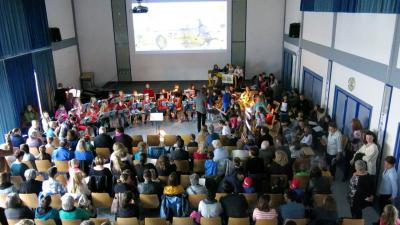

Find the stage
[[102, 80, 209, 93]]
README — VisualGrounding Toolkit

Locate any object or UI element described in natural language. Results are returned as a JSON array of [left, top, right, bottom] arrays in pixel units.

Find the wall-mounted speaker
[[49, 27, 62, 42], [289, 23, 300, 38]]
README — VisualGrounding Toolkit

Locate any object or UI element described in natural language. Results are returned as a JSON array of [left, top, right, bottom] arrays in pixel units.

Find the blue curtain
[[4, 54, 38, 128], [301, 0, 400, 13], [32, 49, 57, 113], [21, 0, 50, 49], [0, 62, 19, 142]]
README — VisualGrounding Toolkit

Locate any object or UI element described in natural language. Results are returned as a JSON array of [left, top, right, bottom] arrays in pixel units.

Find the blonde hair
[[382, 204, 399, 225], [69, 159, 80, 169], [76, 139, 87, 152], [71, 172, 84, 193], [94, 156, 104, 166], [113, 142, 128, 156], [274, 150, 288, 166]]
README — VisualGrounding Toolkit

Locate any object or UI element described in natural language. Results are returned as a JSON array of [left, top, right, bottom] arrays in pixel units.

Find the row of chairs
[[7, 217, 365, 225], [131, 134, 235, 147]]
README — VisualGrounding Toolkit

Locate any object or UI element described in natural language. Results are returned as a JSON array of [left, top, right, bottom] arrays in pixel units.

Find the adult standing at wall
[[195, 87, 207, 132], [321, 122, 343, 178]]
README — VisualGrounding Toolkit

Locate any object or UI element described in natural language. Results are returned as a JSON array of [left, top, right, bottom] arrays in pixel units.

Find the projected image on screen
[[132, 1, 227, 52]]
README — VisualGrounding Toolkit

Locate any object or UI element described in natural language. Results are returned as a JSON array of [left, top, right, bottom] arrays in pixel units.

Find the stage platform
[[103, 80, 208, 93]]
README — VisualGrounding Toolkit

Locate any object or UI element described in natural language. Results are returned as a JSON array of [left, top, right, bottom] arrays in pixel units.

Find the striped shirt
[[252, 208, 278, 221]]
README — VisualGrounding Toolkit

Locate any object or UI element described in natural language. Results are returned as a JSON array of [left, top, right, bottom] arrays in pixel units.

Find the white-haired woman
[[67, 172, 91, 200], [212, 140, 228, 162], [59, 195, 90, 221], [348, 160, 374, 219], [186, 173, 207, 195], [19, 169, 42, 195]]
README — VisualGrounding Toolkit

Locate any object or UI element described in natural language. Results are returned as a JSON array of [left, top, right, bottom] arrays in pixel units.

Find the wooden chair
[[0, 193, 7, 208], [147, 135, 160, 146], [90, 218, 110, 225], [180, 174, 190, 188], [181, 134, 191, 146], [342, 218, 364, 225], [35, 219, 57, 225], [35, 160, 52, 173], [313, 194, 331, 207], [193, 159, 205, 173], [140, 194, 160, 209], [56, 174, 67, 186], [61, 220, 82, 225], [164, 135, 177, 146], [133, 160, 140, 165], [228, 217, 250, 225], [215, 193, 227, 201], [145, 217, 167, 225], [91, 192, 113, 208], [224, 146, 236, 156], [132, 135, 144, 147], [19, 193, 38, 208], [54, 160, 69, 173], [29, 147, 40, 156], [284, 219, 308, 225], [175, 160, 190, 173], [255, 219, 278, 225], [159, 176, 168, 184], [292, 175, 310, 189], [46, 146, 55, 155], [7, 219, 20, 225], [219, 135, 230, 146], [95, 147, 111, 159], [200, 217, 222, 225], [22, 160, 34, 169], [36, 174, 45, 181], [241, 193, 258, 209], [173, 217, 194, 225], [187, 147, 198, 158], [268, 194, 284, 209], [116, 217, 139, 225], [10, 176, 23, 189], [50, 194, 62, 209], [188, 194, 207, 209]]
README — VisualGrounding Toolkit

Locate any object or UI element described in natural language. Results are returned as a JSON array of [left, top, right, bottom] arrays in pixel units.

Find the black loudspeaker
[[289, 23, 300, 38], [49, 27, 62, 42]]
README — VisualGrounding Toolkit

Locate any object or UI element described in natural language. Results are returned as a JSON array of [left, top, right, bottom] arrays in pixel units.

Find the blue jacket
[[52, 147, 74, 161], [222, 93, 231, 106], [75, 150, 94, 161], [205, 160, 218, 176], [160, 194, 190, 220], [11, 135, 25, 147], [204, 133, 219, 147], [280, 201, 305, 221]]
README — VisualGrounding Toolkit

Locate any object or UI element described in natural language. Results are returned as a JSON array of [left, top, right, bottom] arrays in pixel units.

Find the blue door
[[333, 86, 372, 136], [394, 123, 400, 169], [283, 50, 294, 90], [303, 68, 323, 106]]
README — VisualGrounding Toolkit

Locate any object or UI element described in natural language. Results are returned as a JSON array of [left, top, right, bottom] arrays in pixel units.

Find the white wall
[[45, 0, 81, 88], [328, 63, 385, 132], [45, 0, 75, 39], [74, 0, 117, 87], [127, 0, 231, 81], [246, 0, 284, 78], [303, 12, 333, 47], [335, 13, 396, 65], [300, 50, 329, 107], [284, 0, 301, 35], [384, 87, 400, 158], [53, 46, 81, 88]]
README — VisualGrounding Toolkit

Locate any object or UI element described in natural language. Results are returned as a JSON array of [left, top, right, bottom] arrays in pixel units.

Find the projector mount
[[132, 0, 148, 13]]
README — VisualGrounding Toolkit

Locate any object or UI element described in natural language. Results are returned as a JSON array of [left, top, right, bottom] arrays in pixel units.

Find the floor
[[117, 117, 380, 225]]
